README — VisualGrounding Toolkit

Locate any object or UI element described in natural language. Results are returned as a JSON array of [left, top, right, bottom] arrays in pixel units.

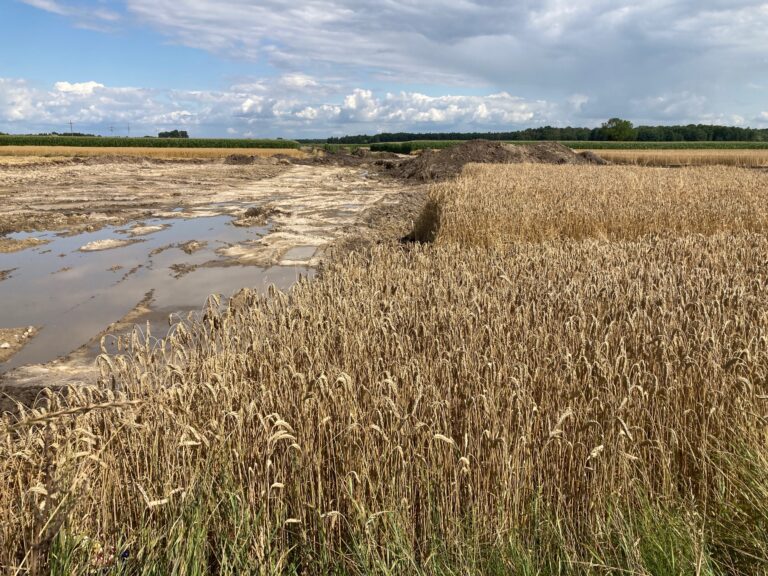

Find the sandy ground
[[0, 237, 50, 253], [0, 157, 417, 265], [0, 327, 38, 362], [0, 156, 425, 409], [0, 158, 290, 235], [0, 146, 309, 161]]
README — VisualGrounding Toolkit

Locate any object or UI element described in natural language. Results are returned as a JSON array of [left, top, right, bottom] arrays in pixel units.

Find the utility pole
[[69, 120, 73, 134], [127, 122, 130, 138], [110, 125, 114, 136]]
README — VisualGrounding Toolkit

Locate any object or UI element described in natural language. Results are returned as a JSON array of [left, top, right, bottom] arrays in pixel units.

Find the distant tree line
[[33, 131, 99, 137], [303, 119, 768, 144], [158, 130, 189, 139]]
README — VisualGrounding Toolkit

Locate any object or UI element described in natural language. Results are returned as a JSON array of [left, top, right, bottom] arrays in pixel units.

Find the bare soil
[[0, 327, 38, 362], [389, 140, 599, 181], [0, 156, 426, 404], [0, 237, 50, 253], [0, 158, 288, 235]]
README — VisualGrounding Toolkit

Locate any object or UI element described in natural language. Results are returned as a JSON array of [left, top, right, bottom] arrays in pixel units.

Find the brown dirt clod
[[578, 150, 611, 165], [224, 154, 261, 165]]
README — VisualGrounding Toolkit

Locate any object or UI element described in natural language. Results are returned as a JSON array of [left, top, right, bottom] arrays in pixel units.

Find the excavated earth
[[0, 155, 427, 410], [389, 140, 605, 181]]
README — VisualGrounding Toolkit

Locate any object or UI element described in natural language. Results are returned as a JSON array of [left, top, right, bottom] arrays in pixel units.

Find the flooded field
[[0, 157, 419, 388], [0, 214, 310, 372]]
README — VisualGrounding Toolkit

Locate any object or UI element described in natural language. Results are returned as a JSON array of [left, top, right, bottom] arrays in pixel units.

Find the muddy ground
[[0, 326, 38, 362], [0, 156, 420, 262], [0, 155, 427, 411]]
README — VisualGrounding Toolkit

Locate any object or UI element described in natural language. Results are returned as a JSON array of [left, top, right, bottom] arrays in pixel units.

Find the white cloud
[[0, 76, 561, 136], [279, 74, 319, 90], [15, 1, 768, 127], [20, 0, 69, 15], [1, 74, 762, 137], [54, 81, 105, 96], [630, 92, 709, 122], [21, 0, 122, 27], [567, 94, 589, 113], [116, 0, 768, 95]]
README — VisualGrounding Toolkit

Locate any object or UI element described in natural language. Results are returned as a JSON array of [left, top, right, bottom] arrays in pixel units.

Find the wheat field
[[591, 149, 768, 167], [420, 164, 768, 245], [0, 146, 307, 160], [2, 164, 768, 575]]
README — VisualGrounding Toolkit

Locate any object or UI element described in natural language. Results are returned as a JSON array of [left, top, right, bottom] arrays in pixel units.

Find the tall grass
[[2, 164, 768, 574]]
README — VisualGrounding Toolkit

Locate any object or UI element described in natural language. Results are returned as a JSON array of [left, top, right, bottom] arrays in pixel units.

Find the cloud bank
[[10, 0, 768, 134], [0, 77, 564, 137]]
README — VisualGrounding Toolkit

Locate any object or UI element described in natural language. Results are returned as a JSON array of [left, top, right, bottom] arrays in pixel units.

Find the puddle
[[0, 215, 311, 373], [282, 245, 317, 262]]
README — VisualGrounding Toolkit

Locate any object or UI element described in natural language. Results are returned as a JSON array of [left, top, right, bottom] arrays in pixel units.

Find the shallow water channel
[[0, 215, 311, 374]]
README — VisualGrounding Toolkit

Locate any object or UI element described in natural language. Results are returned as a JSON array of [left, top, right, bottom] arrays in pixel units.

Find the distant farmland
[[364, 140, 768, 153], [0, 135, 301, 149]]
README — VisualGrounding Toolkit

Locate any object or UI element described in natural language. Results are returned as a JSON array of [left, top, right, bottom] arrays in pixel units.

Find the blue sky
[[1, 0, 768, 137]]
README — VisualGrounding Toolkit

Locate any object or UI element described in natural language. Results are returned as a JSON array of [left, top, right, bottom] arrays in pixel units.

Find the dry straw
[[2, 164, 768, 574]]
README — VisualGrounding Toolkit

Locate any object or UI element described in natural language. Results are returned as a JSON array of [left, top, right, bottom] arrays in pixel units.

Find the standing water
[[0, 215, 312, 373]]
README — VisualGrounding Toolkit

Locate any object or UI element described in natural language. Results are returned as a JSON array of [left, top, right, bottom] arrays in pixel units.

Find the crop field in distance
[[0, 146, 307, 161], [586, 148, 768, 167], [0, 135, 301, 149], [362, 140, 768, 152], [2, 161, 768, 575], [5, 136, 767, 167]]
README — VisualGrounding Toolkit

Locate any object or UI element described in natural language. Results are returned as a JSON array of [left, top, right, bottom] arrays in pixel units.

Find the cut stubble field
[[2, 162, 768, 575]]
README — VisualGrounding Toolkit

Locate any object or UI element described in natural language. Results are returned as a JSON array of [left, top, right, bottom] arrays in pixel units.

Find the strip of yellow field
[[422, 164, 768, 246], [592, 148, 768, 167], [0, 145, 307, 160]]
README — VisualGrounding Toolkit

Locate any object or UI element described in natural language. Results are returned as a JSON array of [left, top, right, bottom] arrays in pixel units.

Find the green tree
[[599, 118, 637, 141], [158, 129, 189, 138]]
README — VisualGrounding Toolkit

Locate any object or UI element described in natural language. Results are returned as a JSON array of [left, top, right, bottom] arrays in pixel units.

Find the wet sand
[[0, 156, 423, 395]]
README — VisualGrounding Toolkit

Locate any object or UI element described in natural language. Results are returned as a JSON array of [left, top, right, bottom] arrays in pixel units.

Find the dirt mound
[[306, 149, 368, 167], [391, 140, 601, 181], [578, 150, 610, 165], [224, 154, 269, 165]]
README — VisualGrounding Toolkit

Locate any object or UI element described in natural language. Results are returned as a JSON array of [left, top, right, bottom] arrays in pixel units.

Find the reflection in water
[[282, 245, 318, 262], [0, 216, 312, 372]]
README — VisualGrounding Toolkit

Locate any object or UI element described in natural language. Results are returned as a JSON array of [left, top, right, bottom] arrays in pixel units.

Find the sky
[[1, 0, 768, 138]]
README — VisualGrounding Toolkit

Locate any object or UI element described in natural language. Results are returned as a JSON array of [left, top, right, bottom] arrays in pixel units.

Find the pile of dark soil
[[224, 154, 262, 165], [291, 149, 369, 168], [578, 150, 610, 165], [390, 140, 605, 181]]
